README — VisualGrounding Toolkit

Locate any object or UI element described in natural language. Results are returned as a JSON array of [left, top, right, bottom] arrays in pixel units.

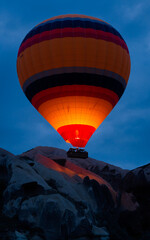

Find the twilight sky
[[1, 0, 150, 169]]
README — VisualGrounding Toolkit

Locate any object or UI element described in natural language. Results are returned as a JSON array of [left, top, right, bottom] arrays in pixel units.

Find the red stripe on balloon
[[57, 124, 96, 147], [31, 85, 119, 110], [18, 27, 128, 57]]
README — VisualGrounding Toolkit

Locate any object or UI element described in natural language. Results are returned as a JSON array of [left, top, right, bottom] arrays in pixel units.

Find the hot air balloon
[[17, 14, 131, 150]]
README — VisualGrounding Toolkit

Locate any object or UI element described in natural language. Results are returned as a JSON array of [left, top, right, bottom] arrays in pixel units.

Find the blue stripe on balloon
[[33, 17, 110, 29], [21, 18, 123, 45]]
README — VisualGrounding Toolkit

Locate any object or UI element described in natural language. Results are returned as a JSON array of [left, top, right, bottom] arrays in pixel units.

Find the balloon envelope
[[17, 14, 131, 147]]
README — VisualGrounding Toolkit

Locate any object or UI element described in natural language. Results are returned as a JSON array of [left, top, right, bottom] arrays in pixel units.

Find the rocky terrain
[[0, 146, 150, 240]]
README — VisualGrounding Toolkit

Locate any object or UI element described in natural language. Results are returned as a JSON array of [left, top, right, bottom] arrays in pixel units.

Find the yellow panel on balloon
[[38, 96, 113, 130]]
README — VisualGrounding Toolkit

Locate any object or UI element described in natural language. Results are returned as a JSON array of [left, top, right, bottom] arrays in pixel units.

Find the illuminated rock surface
[[0, 147, 150, 240]]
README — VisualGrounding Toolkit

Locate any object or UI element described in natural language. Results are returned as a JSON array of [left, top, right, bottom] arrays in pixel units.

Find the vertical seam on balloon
[[83, 19, 87, 127], [112, 27, 118, 105], [29, 30, 36, 89], [60, 16, 66, 132], [119, 37, 125, 98], [90, 20, 100, 128], [23, 45, 30, 88], [39, 23, 44, 87], [72, 17, 75, 127]]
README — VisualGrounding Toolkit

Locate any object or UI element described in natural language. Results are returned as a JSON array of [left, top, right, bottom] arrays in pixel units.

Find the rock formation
[[0, 147, 150, 240]]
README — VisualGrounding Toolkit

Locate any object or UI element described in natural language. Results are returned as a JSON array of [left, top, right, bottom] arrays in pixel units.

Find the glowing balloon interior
[[17, 14, 131, 148]]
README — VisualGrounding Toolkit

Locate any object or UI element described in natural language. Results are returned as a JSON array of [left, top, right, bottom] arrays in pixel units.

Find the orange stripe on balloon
[[31, 85, 119, 109], [17, 37, 130, 86]]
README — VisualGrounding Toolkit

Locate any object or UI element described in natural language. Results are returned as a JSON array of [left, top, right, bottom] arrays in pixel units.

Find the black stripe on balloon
[[24, 73, 126, 102], [22, 20, 123, 44]]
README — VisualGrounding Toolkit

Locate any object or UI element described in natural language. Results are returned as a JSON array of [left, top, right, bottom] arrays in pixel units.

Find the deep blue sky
[[1, 0, 150, 169]]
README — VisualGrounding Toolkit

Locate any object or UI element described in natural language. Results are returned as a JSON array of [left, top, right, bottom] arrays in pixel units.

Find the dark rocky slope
[[0, 146, 149, 240]]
